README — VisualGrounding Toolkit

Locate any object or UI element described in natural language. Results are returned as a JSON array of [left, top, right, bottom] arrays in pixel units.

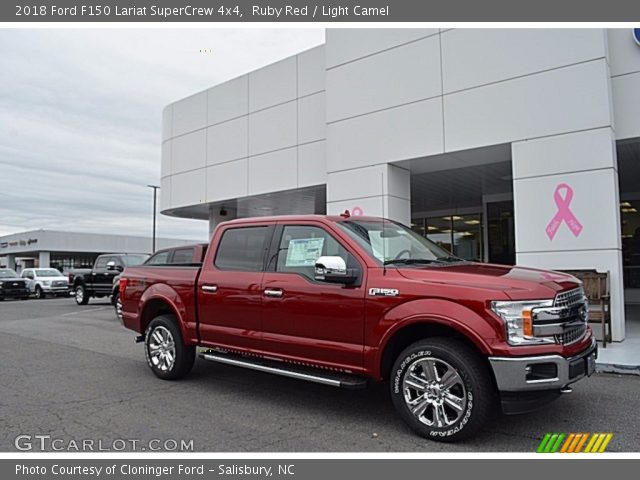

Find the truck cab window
[[94, 257, 108, 269], [276, 225, 355, 281], [146, 251, 170, 265], [171, 248, 194, 265], [214, 227, 269, 271]]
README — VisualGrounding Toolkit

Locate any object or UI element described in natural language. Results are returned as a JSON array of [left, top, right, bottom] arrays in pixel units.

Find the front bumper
[[488, 338, 597, 392], [0, 288, 29, 298], [41, 285, 70, 294]]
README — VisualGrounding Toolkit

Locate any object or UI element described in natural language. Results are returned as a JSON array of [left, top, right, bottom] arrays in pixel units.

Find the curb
[[595, 362, 640, 376]]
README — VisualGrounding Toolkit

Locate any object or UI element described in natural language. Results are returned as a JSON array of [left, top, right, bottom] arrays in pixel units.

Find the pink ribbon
[[545, 183, 583, 241], [352, 206, 364, 216]]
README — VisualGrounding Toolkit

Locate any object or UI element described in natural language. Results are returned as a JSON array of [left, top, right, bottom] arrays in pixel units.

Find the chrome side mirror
[[106, 261, 117, 271], [315, 256, 357, 284]]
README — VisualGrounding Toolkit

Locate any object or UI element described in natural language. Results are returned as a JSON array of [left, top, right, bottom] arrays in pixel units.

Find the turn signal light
[[523, 309, 533, 337], [119, 277, 128, 302]]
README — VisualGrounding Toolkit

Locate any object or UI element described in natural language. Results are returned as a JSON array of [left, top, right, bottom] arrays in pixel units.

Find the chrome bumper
[[489, 338, 597, 392]]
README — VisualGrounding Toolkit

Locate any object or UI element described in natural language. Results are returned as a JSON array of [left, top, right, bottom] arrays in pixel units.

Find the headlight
[[42, 280, 51, 286], [491, 300, 555, 346], [0, 281, 4, 288]]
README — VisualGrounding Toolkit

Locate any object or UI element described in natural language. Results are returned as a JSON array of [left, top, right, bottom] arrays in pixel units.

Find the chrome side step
[[199, 351, 367, 389]]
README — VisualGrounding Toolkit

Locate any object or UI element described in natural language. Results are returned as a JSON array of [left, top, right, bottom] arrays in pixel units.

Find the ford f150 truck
[[119, 214, 596, 441], [70, 253, 149, 305]]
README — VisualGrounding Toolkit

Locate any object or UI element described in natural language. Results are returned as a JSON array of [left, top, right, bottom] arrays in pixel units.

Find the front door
[[197, 224, 273, 351], [260, 223, 366, 372]]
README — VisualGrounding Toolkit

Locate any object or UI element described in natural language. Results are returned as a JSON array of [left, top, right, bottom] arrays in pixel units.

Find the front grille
[[52, 280, 67, 287], [554, 323, 587, 345], [3, 281, 25, 290], [553, 287, 584, 308]]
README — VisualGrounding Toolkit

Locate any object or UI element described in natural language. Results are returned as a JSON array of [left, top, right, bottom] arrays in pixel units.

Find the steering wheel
[[394, 249, 412, 260]]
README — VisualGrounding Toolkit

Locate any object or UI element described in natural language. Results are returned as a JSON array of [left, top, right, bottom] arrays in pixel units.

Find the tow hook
[[135, 335, 145, 343], [560, 386, 573, 394]]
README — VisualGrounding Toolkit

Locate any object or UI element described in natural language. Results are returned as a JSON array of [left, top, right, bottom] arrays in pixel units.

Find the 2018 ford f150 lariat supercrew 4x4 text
[[119, 214, 596, 441]]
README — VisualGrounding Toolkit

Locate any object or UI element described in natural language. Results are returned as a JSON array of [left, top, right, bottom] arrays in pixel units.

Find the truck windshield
[[336, 219, 463, 266], [0, 269, 19, 278], [35, 269, 63, 277]]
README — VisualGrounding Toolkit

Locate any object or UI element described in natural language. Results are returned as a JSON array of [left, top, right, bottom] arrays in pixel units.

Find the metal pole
[[147, 185, 160, 252]]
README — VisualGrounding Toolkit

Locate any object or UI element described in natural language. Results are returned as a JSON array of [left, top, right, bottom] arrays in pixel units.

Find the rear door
[[197, 224, 274, 351], [260, 222, 367, 372]]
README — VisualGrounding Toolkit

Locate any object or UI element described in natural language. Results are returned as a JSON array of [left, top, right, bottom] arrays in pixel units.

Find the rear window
[[214, 227, 269, 272], [171, 248, 194, 265], [146, 251, 170, 265]]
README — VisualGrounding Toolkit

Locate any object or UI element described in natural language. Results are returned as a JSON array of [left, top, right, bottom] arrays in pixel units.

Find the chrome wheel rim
[[402, 357, 467, 428], [115, 296, 122, 318], [148, 326, 176, 372], [75, 287, 83, 303], [35, 288, 41, 299]]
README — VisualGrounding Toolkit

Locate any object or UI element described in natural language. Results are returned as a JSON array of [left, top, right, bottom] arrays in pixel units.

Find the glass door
[[485, 200, 515, 265]]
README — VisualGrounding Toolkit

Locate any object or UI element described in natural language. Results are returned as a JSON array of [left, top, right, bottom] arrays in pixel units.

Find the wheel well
[[140, 299, 177, 334], [380, 322, 491, 381]]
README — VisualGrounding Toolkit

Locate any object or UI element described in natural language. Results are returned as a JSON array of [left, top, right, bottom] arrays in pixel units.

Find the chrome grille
[[53, 280, 67, 287], [553, 287, 584, 308], [555, 323, 587, 345]]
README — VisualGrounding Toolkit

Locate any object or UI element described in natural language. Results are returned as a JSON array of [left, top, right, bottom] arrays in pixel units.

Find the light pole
[[147, 184, 160, 252]]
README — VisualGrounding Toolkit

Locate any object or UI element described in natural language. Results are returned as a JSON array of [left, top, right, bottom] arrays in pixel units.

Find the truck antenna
[[381, 172, 387, 276]]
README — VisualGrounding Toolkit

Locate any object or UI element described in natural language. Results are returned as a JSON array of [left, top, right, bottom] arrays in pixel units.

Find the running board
[[199, 351, 367, 389]]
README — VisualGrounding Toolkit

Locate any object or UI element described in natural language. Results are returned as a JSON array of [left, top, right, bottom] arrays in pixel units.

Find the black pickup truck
[[69, 253, 148, 305]]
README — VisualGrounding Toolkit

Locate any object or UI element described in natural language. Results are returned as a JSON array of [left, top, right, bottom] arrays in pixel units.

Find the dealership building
[[159, 29, 640, 343], [0, 230, 198, 272]]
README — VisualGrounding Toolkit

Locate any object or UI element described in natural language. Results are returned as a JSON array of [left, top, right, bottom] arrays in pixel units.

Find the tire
[[74, 284, 89, 305], [111, 291, 118, 306], [34, 286, 44, 299], [390, 337, 494, 442], [144, 315, 195, 380]]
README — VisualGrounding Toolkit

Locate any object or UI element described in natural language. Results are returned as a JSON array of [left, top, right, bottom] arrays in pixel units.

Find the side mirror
[[314, 256, 358, 285], [106, 261, 119, 271]]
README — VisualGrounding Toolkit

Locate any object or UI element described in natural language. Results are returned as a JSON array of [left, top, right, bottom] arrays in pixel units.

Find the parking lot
[[0, 297, 639, 452]]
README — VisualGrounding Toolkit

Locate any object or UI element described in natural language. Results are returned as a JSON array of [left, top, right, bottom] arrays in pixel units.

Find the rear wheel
[[74, 284, 89, 305], [144, 315, 195, 380], [390, 337, 494, 442]]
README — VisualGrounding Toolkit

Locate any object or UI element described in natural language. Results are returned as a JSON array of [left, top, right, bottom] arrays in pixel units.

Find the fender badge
[[369, 288, 399, 297]]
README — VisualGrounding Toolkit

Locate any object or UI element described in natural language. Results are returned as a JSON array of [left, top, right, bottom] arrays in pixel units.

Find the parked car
[[118, 214, 596, 441], [21, 268, 69, 299], [0, 268, 30, 301], [69, 253, 148, 305], [112, 244, 207, 316]]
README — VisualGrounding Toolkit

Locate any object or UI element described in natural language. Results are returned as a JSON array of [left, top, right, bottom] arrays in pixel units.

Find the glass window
[[122, 254, 149, 266], [215, 227, 269, 272], [146, 251, 170, 265], [171, 248, 194, 265], [622, 199, 640, 289], [94, 257, 109, 269], [276, 225, 354, 281], [336, 220, 454, 266]]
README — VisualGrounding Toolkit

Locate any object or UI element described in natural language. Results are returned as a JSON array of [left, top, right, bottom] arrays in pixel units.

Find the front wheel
[[34, 286, 44, 299], [144, 315, 195, 380], [74, 284, 89, 305], [390, 337, 494, 442]]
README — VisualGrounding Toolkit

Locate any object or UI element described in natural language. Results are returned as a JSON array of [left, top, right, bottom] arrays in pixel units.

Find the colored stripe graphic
[[537, 433, 613, 453]]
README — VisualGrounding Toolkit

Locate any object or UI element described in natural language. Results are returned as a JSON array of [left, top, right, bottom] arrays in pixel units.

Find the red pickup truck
[[119, 214, 596, 441]]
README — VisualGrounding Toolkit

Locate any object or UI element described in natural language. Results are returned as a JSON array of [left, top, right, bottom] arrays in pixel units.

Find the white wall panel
[[444, 60, 612, 152], [298, 141, 326, 187], [298, 45, 325, 97], [248, 147, 298, 195], [171, 130, 206, 174], [249, 56, 297, 112], [442, 29, 606, 93], [171, 170, 206, 208], [607, 29, 640, 77], [298, 92, 325, 144], [207, 75, 249, 125], [327, 36, 441, 122], [172, 91, 207, 137], [248, 101, 297, 156], [206, 117, 248, 165], [327, 97, 443, 172], [326, 28, 437, 68], [206, 159, 248, 202], [612, 71, 640, 140]]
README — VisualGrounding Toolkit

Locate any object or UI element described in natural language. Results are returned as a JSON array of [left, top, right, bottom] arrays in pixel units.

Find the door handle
[[264, 288, 283, 298], [201, 285, 218, 293]]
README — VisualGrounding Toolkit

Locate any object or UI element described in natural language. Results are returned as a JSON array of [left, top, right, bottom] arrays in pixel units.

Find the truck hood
[[395, 262, 580, 300], [37, 276, 66, 282]]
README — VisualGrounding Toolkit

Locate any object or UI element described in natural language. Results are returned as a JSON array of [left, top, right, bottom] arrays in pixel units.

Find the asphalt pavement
[[0, 297, 638, 452]]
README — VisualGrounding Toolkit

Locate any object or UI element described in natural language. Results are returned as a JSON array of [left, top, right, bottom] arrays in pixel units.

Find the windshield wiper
[[383, 258, 445, 266], [436, 256, 468, 263]]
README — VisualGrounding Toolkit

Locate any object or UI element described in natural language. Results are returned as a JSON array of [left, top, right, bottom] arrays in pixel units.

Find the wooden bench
[[561, 270, 611, 347]]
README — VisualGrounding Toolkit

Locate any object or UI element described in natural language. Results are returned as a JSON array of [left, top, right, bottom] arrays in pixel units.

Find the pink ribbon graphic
[[352, 206, 364, 216], [545, 183, 583, 241]]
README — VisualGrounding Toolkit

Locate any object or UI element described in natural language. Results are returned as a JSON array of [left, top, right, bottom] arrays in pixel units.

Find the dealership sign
[[634, 29, 640, 47], [0, 238, 38, 249]]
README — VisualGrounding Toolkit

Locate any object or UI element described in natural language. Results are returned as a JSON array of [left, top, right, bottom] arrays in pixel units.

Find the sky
[[0, 28, 325, 241]]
